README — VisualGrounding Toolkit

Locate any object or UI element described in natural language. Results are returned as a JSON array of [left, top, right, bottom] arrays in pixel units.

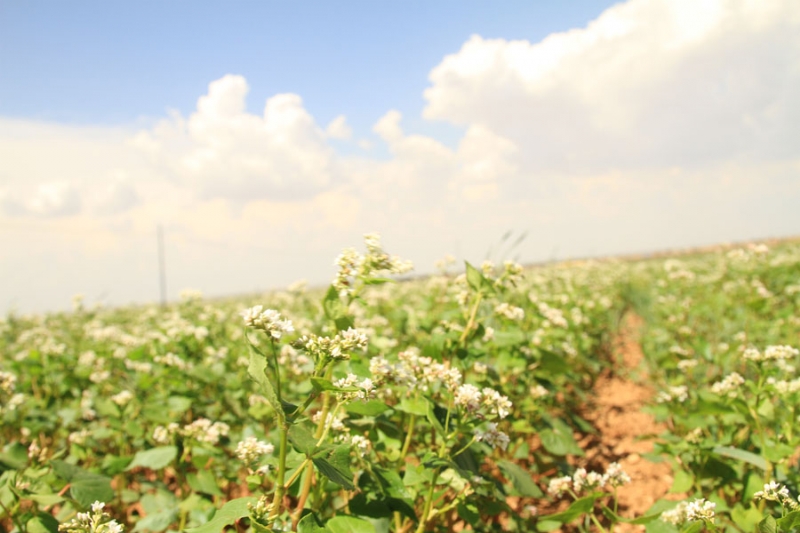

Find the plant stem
[[268, 420, 290, 522], [414, 468, 441, 533], [400, 415, 416, 461], [458, 292, 484, 348]]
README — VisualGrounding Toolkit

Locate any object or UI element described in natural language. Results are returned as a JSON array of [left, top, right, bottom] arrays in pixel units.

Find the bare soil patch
[[580, 313, 673, 531]]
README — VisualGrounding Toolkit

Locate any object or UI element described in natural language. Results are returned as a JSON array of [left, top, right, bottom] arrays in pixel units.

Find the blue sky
[[1, 0, 799, 313], [0, 1, 614, 134]]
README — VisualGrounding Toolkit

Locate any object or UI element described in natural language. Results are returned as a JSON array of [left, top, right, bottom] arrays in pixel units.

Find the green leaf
[[396, 398, 428, 416], [297, 513, 328, 533], [670, 469, 693, 493], [70, 475, 115, 509], [101, 454, 133, 476], [457, 502, 480, 528], [777, 510, 800, 529], [540, 427, 583, 456], [680, 522, 705, 533], [185, 497, 257, 533], [26, 494, 65, 508], [0, 443, 28, 469], [731, 505, 765, 530], [310, 377, 357, 394], [537, 494, 600, 524], [538, 351, 570, 375], [50, 461, 114, 508], [426, 401, 447, 436], [132, 510, 178, 532], [289, 424, 318, 455], [247, 345, 283, 416], [126, 446, 177, 471], [326, 516, 375, 533], [187, 470, 224, 497], [312, 445, 354, 490], [322, 286, 355, 331], [758, 515, 777, 533], [26, 513, 59, 533], [600, 505, 661, 525], [363, 277, 393, 285], [713, 446, 768, 470], [465, 261, 484, 292], [763, 443, 793, 463], [497, 460, 543, 497], [345, 400, 391, 417]]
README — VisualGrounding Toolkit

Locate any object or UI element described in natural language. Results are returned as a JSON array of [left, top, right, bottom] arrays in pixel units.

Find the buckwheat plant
[[545, 462, 632, 532], [59, 501, 124, 533]]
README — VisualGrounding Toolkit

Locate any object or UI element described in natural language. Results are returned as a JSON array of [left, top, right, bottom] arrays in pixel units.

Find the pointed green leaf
[[537, 493, 601, 524], [185, 497, 257, 533], [297, 512, 328, 533], [326, 516, 375, 533], [497, 460, 543, 497], [758, 515, 777, 533], [126, 446, 177, 471], [777, 510, 800, 529], [713, 446, 768, 471], [312, 445, 354, 490], [248, 345, 282, 416]]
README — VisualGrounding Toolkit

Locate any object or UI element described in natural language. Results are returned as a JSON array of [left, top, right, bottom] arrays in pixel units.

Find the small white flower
[[474, 423, 509, 451], [685, 498, 715, 522], [235, 436, 274, 465], [710, 372, 745, 397], [547, 476, 573, 496], [602, 462, 631, 487]]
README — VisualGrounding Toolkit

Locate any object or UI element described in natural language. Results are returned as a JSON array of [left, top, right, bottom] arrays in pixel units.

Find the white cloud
[[2, 0, 800, 313], [325, 115, 352, 140], [424, 0, 800, 173], [133, 74, 336, 202]]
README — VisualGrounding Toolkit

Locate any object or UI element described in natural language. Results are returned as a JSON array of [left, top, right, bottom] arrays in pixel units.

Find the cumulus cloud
[[0, 182, 82, 218], [133, 74, 337, 202], [424, 0, 800, 173], [325, 115, 353, 140], [89, 173, 142, 216]]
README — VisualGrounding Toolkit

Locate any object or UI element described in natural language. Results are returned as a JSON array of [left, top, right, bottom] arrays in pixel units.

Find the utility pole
[[157, 224, 167, 307]]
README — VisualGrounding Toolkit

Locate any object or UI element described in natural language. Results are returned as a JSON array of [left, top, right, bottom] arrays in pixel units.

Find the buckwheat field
[[3, 235, 800, 533]]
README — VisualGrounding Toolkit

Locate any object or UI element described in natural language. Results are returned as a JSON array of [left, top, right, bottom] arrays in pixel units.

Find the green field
[[2, 236, 800, 533]]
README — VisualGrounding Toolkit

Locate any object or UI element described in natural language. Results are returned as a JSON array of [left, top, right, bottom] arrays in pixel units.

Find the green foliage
[[4, 236, 799, 532]]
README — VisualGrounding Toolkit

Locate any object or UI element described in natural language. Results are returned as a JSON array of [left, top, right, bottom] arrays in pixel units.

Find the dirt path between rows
[[580, 313, 673, 531]]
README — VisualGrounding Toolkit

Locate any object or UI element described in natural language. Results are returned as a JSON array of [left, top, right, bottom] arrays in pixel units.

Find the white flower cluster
[[753, 481, 799, 509], [454, 384, 513, 419], [686, 498, 716, 522], [369, 349, 462, 393], [500, 260, 524, 287], [655, 385, 689, 404], [110, 390, 134, 407], [547, 462, 631, 496], [710, 372, 745, 397], [743, 345, 799, 363], [494, 303, 525, 321], [298, 328, 369, 362], [59, 501, 123, 533], [153, 418, 230, 445], [474, 423, 510, 451], [241, 306, 295, 340], [333, 234, 413, 298], [333, 373, 376, 401], [662, 498, 717, 525], [536, 302, 569, 328], [235, 436, 274, 465], [0, 370, 23, 414], [768, 377, 800, 396], [153, 352, 190, 371]]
